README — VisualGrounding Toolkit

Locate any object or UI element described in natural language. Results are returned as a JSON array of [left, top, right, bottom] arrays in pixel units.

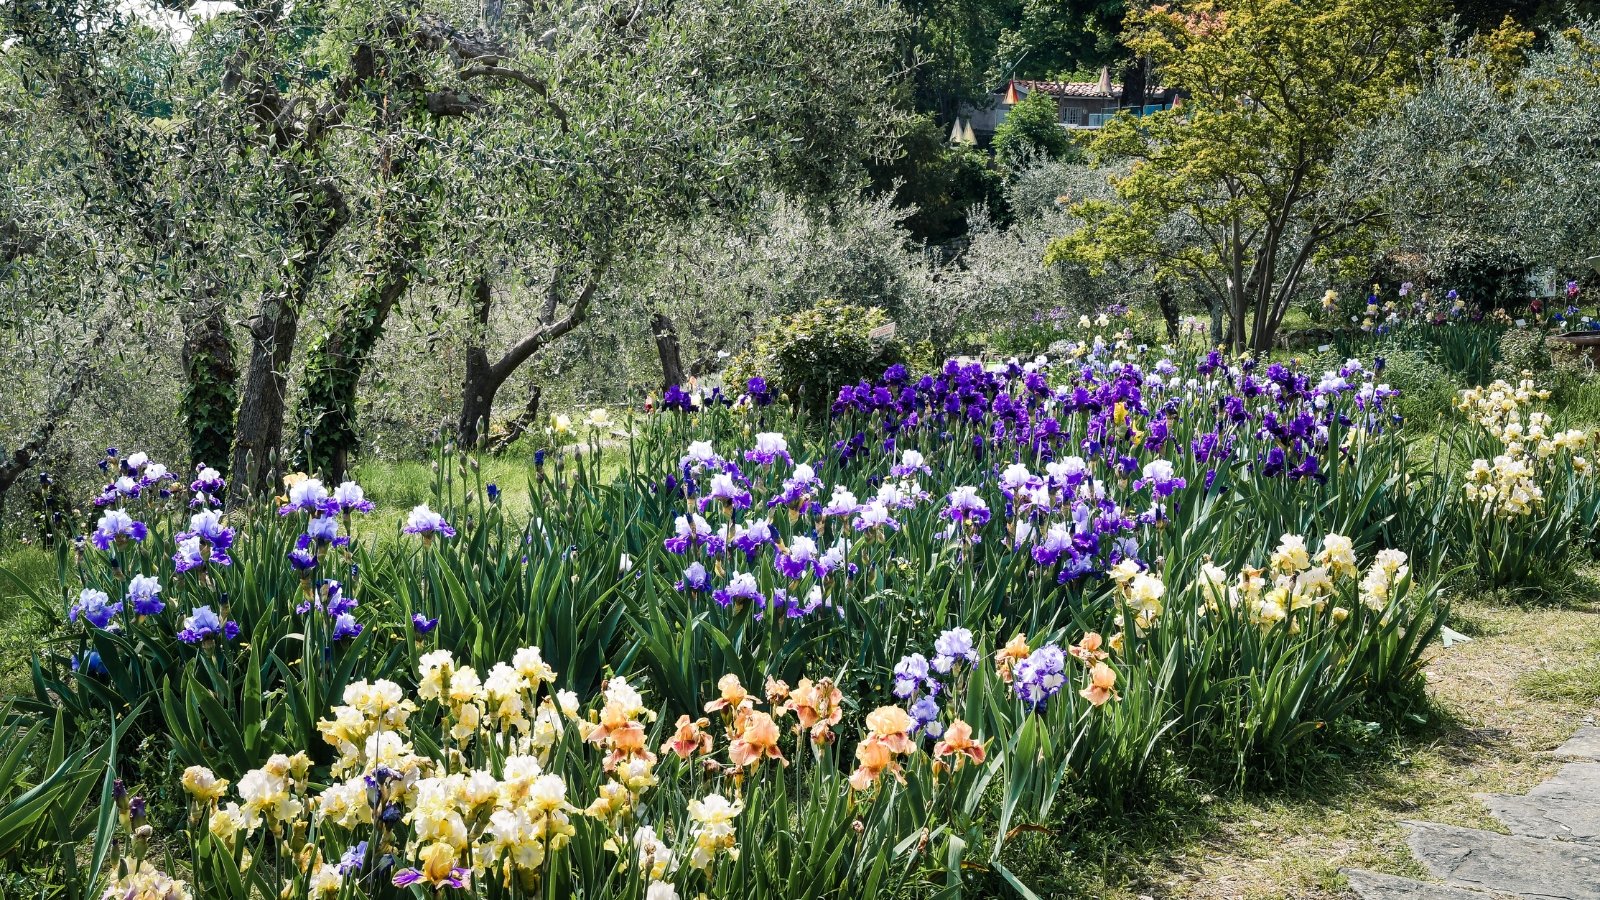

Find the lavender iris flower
[[676, 561, 711, 592], [744, 432, 792, 466], [712, 572, 763, 608], [775, 535, 819, 579], [70, 589, 121, 629], [306, 515, 343, 546], [892, 653, 937, 699], [331, 481, 375, 514], [699, 473, 753, 511], [172, 532, 233, 572], [1013, 644, 1067, 710], [402, 505, 457, 539], [942, 486, 991, 526], [91, 509, 147, 550], [331, 613, 363, 642], [932, 627, 977, 673], [177, 509, 235, 551], [176, 606, 239, 644], [909, 694, 944, 738], [663, 514, 712, 555], [127, 575, 164, 616], [279, 478, 332, 516]]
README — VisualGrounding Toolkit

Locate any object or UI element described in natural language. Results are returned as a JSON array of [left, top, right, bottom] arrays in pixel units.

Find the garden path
[[1343, 727, 1600, 900]]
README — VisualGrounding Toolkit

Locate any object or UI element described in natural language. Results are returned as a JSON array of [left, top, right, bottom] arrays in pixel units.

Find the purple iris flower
[[730, 518, 776, 560], [676, 561, 711, 592], [189, 466, 226, 506], [1289, 454, 1326, 483], [411, 613, 439, 635], [768, 464, 822, 507], [325, 582, 358, 617], [746, 377, 775, 407], [331, 613, 363, 642], [279, 478, 332, 516], [851, 499, 899, 532], [890, 449, 932, 478], [70, 589, 121, 629], [393, 867, 469, 890], [662, 383, 694, 412], [774, 535, 819, 579], [90, 510, 147, 550], [664, 514, 712, 555], [173, 535, 231, 573], [331, 481, 375, 514], [72, 650, 108, 675], [712, 572, 763, 608], [874, 480, 925, 510], [1031, 522, 1076, 567], [942, 486, 991, 527], [127, 575, 164, 616], [176, 606, 239, 644], [699, 473, 752, 511], [288, 538, 319, 572], [306, 515, 344, 546], [402, 505, 456, 539], [819, 486, 860, 518], [177, 510, 235, 552], [744, 432, 792, 466], [339, 842, 367, 875], [1134, 460, 1186, 497]]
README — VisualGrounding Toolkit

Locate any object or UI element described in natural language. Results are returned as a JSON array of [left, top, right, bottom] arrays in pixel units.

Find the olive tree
[[283, 0, 907, 466], [1353, 20, 1600, 282]]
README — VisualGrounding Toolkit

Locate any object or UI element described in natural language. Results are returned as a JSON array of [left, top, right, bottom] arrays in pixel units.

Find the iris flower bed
[[11, 334, 1595, 899]]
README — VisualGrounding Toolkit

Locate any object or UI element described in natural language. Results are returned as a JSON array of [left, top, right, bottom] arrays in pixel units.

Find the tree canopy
[[1048, 0, 1439, 349]]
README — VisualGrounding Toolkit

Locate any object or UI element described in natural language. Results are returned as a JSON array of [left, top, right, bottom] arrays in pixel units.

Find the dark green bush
[[726, 298, 914, 410]]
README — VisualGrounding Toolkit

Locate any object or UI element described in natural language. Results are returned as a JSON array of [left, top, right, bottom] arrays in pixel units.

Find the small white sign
[[868, 322, 897, 340], [1516, 319, 1528, 328], [1316, 344, 1331, 352]]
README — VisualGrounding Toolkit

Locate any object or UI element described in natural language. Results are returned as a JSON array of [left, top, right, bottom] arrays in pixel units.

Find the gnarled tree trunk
[[300, 226, 421, 482], [454, 263, 609, 449], [180, 289, 240, 475], [230, 183, 348, 503], [459, 274, 497, 448], [652, 311, 685, 390]]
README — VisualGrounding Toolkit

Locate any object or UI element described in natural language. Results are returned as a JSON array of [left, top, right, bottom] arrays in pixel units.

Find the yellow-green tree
[[1047, 0, 1437, 349]]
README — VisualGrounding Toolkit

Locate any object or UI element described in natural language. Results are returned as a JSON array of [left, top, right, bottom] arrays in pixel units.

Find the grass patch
[[0, 545, 55, 698], [1519, 642, 1600, 703], [1119, 591, 1600, 899]]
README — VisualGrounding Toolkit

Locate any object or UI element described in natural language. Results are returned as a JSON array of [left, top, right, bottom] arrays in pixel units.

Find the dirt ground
[[1126, 594, 1600, 900]]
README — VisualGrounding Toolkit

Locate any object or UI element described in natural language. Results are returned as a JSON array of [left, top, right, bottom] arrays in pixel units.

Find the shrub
[[993, 89, 1076, 170], [1374, 348, 1457, 426], [724, 298, 912, 411]]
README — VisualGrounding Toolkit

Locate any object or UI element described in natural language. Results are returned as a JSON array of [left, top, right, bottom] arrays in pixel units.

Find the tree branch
[[488, 264, 610, 384]]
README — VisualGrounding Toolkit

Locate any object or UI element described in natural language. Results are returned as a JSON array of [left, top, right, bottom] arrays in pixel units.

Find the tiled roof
[[1012, 79, 1120, 99]]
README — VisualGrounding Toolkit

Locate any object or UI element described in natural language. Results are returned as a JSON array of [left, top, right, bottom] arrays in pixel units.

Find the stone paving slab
[[1483, 793, 1600, 843], [1526, 763, 1600, 802], [1405, 821, 1600, 900], [1547, 728, 1600, 761], [1342, 867, 1493, 899]]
